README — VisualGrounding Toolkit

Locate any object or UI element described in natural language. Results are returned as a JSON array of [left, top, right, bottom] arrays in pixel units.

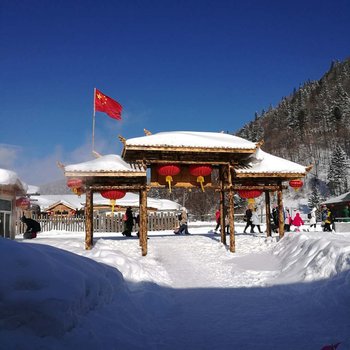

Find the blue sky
[[1, 0, 349, 185]]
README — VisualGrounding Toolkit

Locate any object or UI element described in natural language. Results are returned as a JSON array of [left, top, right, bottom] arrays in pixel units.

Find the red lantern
[[237, 189, 263, 199], [67, 178, 83, 195], [16, 197, 30, 210], [101, 190, 126, 213], [189, 164, 212, 192], [289, 179, 303, 191], [156, 164, 181, 193]]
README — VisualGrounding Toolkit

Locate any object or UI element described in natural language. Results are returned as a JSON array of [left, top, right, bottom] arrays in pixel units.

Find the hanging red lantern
[[289, 179, 303, 191], [16, 197, 30, 210], [67, 178, 84, 195], [101, 190, 126, 213], [189, 164, 212, 192], [156, 164, 181, 193], [237, 189, 263, 199]]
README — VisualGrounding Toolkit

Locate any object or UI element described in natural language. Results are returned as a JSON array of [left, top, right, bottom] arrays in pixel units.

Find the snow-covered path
[[152, 234, 281, 289]]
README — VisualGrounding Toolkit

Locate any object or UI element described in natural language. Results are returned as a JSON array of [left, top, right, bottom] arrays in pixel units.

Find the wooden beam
[[219, 166, 226, 245], [235, 172, 306, 178], [265, 191, 271, 237], [85, 187, 93, 250], [140, 186, 148, 256], [228, 164, 235, 253], [277, 186, 284, 238]]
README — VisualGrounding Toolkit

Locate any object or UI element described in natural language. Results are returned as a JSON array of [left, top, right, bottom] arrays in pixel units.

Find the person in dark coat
[[21, 215, 41, 239], [243, 206, 254, 233], [122, 207, 134, 237]]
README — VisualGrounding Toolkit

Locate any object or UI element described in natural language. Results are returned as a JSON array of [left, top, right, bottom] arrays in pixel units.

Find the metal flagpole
[[92, 87, 96, 153]]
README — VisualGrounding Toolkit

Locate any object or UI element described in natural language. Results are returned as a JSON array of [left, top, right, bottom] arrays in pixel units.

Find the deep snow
[[1, 222, 349, 350]]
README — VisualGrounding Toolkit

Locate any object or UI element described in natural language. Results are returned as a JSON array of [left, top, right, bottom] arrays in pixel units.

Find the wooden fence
[[16, 212, 179, 234]]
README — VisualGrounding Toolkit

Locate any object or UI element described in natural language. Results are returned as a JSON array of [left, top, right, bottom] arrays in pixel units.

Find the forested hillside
[[236, 58, 350, 197]]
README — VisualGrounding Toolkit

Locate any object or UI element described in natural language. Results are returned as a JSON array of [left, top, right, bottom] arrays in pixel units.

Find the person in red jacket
[[292, 212, 304, 232], [214, 209, 221, 233]]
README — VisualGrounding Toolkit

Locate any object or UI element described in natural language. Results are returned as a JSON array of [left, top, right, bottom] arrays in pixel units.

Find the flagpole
[[92, 87, 96, 153]]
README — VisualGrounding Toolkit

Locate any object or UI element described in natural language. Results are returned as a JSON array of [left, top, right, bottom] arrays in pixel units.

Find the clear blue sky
[[1, 0, 349, 185]]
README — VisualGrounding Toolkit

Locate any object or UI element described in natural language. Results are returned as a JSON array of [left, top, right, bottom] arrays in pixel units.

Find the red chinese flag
[[94, 89, 122, 120]]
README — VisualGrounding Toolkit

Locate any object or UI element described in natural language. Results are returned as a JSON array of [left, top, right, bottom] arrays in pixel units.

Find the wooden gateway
[[64, 131, 311, 256], [121, 130, 311, 255]]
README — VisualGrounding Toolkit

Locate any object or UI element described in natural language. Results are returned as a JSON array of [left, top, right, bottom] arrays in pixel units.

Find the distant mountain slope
[[235, 57, 350, 192], [39, 178, 71, 195]]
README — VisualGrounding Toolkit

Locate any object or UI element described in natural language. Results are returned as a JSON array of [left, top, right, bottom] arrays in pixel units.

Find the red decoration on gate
[[101, 190, 126, 213], [189, 164, 212, 192], [237, 189, 263, 199], [156, 164, 181, 193], [67, 178, 84, 195], [289, 179, 303, 191], [16, 197, 30, 210]]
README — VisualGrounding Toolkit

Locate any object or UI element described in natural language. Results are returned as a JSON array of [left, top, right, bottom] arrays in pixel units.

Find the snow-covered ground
[[1, 222, 349, 350]]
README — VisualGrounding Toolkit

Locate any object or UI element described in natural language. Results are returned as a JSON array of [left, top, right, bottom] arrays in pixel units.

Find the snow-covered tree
[[327, 145, 349, 196], [308, 178, 322, 210]]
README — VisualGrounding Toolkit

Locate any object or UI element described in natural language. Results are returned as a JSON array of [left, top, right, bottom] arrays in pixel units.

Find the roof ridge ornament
[[118, 135, 126, 145], [92, 150, 102, 158], [57, 161, 65, 170], [144, 128, 152, 136], [305, 164, 313, 172], [255, 139, 264, 148]]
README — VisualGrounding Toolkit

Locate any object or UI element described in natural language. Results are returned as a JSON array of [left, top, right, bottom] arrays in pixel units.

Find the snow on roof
[[0, 168, 27, 192], [64, 154, 143, 173], [236, 148, 307, 174], [126, 131, 256, 149], [31, 193, 181, 211], [324, 191, 350, 204], [30, 195, 85, 210]]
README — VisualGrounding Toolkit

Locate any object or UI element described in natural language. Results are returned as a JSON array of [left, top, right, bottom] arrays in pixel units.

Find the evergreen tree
[[327, 145, 349, 195], [308, 177, 322, 210]]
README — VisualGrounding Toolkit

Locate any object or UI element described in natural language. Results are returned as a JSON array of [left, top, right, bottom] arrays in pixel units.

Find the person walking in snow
[[122, 207, 134, 237], [309, 207, 317, 231], [291, 211, 304, 232], [323, 208, 334, 232], [178, 207, 190, 235], [243, 205, 254, 233], [214, 209, 221, 233], [251, 207, 262, 233], [284, 208, 292, 232]]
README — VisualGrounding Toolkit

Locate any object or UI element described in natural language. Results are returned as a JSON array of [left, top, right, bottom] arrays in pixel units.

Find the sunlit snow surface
[[1, 223, 350, 350]]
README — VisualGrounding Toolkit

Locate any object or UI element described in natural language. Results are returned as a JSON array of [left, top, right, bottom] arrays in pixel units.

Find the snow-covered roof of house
[[64, 154, 146, 175], [125, 131, 257, 150], [235, 148, 308, 176], [323, 191, 350, 205], [30, 193, 181, 212], [0, 168, 27, 194]]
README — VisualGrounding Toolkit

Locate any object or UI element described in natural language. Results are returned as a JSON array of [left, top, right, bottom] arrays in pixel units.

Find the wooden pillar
[[85, 187, 93, 250], [140, 186, 148, 256], [277, 185, 285, 238], [219, 166, 226, 245], [228, 164, 235, 253], [265, 191, 271, 237]]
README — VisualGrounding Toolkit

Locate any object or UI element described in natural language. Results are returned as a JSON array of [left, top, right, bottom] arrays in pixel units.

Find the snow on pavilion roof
[[236, 148, 307, 175], [125, 131, 256, 150], [64, 154, 145, 174]]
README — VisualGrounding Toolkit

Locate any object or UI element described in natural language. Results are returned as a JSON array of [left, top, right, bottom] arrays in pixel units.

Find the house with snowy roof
[[0, 168, 27, 239]]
